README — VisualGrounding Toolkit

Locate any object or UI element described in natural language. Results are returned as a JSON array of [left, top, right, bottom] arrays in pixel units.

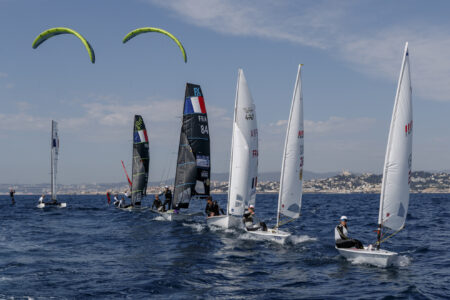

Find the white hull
[[245, 228, 291, 243], [336, 246, 397, 267], [37, 202, 66, 209], [152, 210, 202, 221], [206, 215, 241, 229]]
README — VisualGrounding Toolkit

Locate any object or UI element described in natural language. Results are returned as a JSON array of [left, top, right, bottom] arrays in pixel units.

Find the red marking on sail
[[121, 160, 132, 187], [106, 192, 111, 204]]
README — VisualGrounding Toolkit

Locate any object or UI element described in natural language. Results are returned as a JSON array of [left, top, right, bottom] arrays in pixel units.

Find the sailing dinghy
[[37, 120, 66, 208], [336, 43, 413, 267], [155, 83, 210, 221], [245, 65, 305, 243], [207, 69, 258, 229]]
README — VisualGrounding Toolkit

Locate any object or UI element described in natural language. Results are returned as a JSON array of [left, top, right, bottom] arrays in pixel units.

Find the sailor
[[152, 194, 164, 211], [335, 216, 364, 249], [10, 188, 15, 205], [118, 196, 126, 208], [113, 193, 120, 207], [205, 196, 221, 217], [243, 205, 267, 231], [162, 186, 172, 211], [124, 189, 131, 198], [38, 194, 45, 204]]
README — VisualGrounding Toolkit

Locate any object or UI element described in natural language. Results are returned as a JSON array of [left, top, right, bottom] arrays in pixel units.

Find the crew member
[[205, 196, 221, 217], [162, 186, 172, 211], [38, 194, 45, 204], [10, 188, 15, 205], [152, 194, 164, 211], [243, 205, 267, 231], [113, 193, 120, 207], [335, 216, 364, 249]]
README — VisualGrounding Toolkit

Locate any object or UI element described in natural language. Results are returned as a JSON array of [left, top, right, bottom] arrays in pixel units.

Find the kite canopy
[[123, 27, 187, 63], [32, 27, 95, 63]]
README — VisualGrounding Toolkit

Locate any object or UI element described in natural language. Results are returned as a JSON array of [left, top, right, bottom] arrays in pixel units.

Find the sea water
[[0, 193, 448, 299]]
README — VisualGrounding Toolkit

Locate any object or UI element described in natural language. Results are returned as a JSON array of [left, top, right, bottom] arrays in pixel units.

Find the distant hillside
[[210, 170, 339, 182]]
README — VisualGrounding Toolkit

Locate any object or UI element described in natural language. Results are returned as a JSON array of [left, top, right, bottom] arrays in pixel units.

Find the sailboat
[[207, 69, 258, 229], [336, 42, 413, 267], [37, 120, 66, 208], [245, 64, 305, 242], [157, 83, 211, 221], [121, 115, 150, 210]]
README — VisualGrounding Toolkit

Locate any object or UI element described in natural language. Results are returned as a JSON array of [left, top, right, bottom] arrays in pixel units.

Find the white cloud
[[150, 0, 450, 102], [305, 116, 376, 134]]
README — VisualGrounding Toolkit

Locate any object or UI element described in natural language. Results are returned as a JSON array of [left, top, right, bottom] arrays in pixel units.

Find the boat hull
[[206, 215, 241, 229], [37, 202, 66, 209], [152, 210, 202, 221], [245, 228, 291, 243], [336, 246, 397, 267]]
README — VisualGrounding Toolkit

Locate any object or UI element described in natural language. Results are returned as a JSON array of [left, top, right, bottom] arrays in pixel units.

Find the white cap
[[249, 205, 255, 209], [340, 216, 348, 221], [165, 185, 169, 188]]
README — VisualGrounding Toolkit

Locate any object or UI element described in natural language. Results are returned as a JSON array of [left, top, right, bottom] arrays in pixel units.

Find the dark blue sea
[[0, 193, 448, 299]]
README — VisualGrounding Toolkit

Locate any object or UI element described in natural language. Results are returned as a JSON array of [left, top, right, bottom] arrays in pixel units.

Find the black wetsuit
[[335, 224, 364, 249], [10, 190, 15, 204], [152, 199, 163, 211], [205, 201, 220, 216], [243, 210, 267, 231], [163, 190, 172, 210]]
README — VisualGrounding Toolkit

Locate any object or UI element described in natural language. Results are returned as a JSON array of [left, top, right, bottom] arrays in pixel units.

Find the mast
[[276, 64, 304, 228], [377, 42, 412, 248], [173, 83, 210, 209], [50, 120, 59, 201], [227, 71, 240, 215]]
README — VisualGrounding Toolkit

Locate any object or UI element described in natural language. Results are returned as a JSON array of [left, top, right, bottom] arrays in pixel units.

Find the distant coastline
[[2, 171, 449, 195]]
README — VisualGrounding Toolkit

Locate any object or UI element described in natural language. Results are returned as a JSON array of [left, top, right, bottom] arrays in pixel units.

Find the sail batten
[[277, 65, 304, 226], [227, 69, 258, 216], [173, 83, 211, 209], [131, 115, 150, 205], [378, 42, 412, 233]]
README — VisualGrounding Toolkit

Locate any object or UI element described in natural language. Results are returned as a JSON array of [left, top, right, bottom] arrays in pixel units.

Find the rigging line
[[375, 227, 404, 245], [275, 217, 296, 228]]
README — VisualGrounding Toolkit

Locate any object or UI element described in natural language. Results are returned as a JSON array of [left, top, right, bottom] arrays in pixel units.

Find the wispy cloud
[[150, 0, 450, 102]]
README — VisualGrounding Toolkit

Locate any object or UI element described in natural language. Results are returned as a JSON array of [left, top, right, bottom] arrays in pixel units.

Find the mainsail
[[378, 42, 413, 235], [276, 64, 304, 227], [228, 69, 258, 216], [50, 120, 59, 201], [173, 83, 211, 209], [131, 115, 150, 205]]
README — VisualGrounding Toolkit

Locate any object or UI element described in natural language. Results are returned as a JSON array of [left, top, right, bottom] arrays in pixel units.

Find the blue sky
[[0, 0, 449, 184]]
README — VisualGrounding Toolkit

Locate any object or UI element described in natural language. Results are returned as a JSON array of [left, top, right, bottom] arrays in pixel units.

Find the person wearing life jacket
[[243, 205, 267, 231], [335, 216, 364, 249], [118, 196, 126, 208], [205, 196, 222, 217], [113, 193, 120, 207], [152, 194, 164, 212], [162, 186, 172, 211]]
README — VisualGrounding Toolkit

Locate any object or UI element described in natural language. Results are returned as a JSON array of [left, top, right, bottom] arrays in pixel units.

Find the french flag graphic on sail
[[134, 130, 149, 143], [184, 96, 206, 114]]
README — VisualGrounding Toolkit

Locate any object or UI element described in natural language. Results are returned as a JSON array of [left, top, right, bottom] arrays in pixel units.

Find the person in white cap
[[335, 216, 363, 249], [243, 205, 267, 231]]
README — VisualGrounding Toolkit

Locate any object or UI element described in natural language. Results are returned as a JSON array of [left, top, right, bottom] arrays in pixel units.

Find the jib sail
[[131, 115, 150, 205], [173, 83, 211, 209]]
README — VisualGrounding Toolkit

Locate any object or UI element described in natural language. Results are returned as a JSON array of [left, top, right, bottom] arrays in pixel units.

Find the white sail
[[51, 120, 59, 201], [277, 64, 304, 224], [227, 69, 258, 216], [378, 42, 413, 232]]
